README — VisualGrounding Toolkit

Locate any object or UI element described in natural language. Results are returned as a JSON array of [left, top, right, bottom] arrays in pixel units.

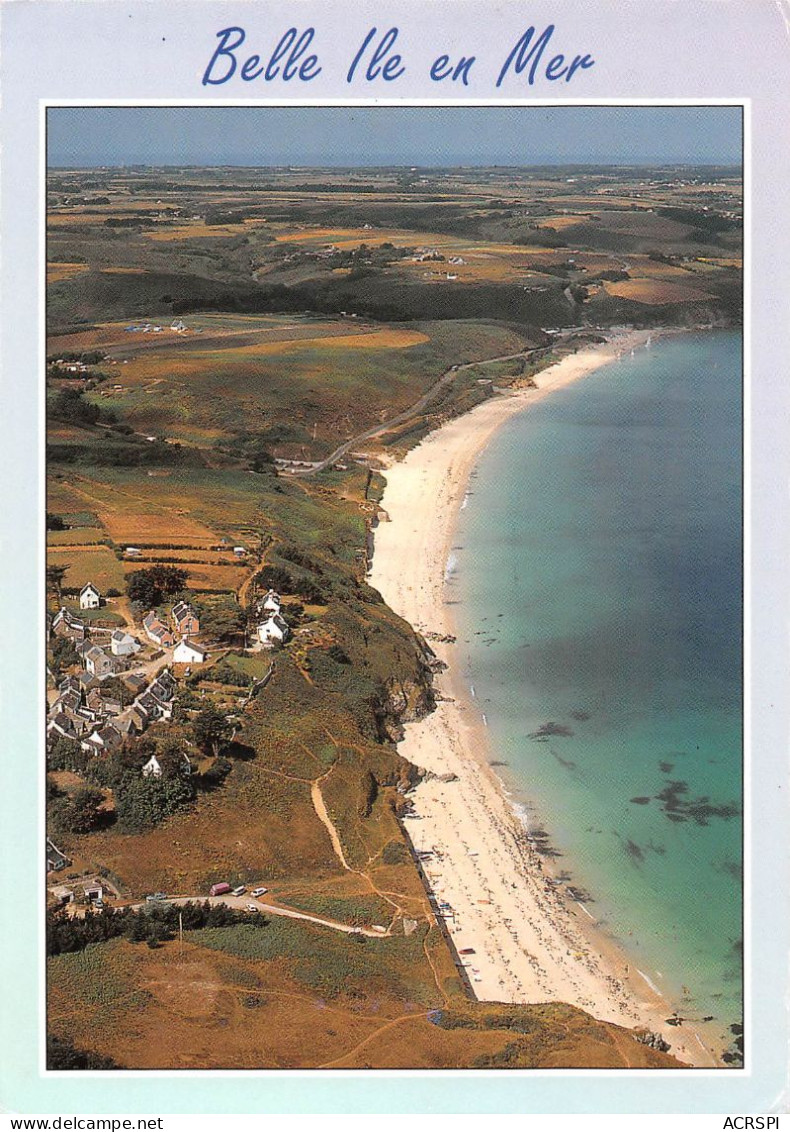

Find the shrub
[[114, 775, 195, 833], [381, 839, 409, 866]]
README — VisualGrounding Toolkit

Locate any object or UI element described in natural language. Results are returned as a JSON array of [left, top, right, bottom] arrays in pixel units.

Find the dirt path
[[317, 1012, 427, 1069], [311, 771, 352, 871], [154, 893, 389, 938]]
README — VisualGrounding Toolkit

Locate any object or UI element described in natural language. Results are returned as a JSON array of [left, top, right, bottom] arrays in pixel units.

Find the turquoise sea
[[449, 331, 742, 1051]]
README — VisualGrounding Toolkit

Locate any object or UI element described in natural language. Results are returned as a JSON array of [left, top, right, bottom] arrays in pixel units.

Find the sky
[[47, 106, 743, 168]]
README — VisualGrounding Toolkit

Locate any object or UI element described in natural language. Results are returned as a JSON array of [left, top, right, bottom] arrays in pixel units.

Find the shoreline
[[369, 327, 721, 1068]]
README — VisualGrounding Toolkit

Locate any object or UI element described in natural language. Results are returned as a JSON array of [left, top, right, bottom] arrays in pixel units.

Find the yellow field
[[47, 213, 106, 227], [290, 328, 428, 351], [49, 315, 375, 359], [145, 219, 268, 242], [603, 278, 715, 304], [47, 546, 127, 592], [698, 256, 742, 268], [54, 476, 221, 545], [273, 225, 472, 252], [120, 560, 246, 592], [628, 260, 697, 280], [47, 262, 89, 284], [47, 528, 107, 547], [131, 548, 242, 563], [538, 215, 591, 230], [99, 510, 218, 544]]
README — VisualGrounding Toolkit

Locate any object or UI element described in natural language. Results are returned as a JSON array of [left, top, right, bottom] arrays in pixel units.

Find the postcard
[[0, 0, 788, 1119]]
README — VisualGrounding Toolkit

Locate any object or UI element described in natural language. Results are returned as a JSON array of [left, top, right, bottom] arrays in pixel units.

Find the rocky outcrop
[[633, 1028, 671, 1053]]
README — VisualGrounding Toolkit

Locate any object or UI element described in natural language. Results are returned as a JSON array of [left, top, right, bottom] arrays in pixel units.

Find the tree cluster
[[126, 565, 189, 606], [46, 899, 265, 956], [48, 783, 107, 836], [49, 387, 114, 427]]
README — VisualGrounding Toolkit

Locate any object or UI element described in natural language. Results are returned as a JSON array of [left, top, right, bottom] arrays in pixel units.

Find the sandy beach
[[369, 329, 719, 1068]]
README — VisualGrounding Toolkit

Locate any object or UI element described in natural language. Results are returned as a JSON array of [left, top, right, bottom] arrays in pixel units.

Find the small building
[[136, 691, 163, 720], [174, 638, 208, 665], [83, 881, 103, 903], [130, 701, 152, 732], [110, 629, 141, 657], [46, 838, 71, 873], [85, 686, 105, 713], [148, 677, 175, 709], [47, 712, 77, 742], [81, 722, 123, 755], [261, 589, 281, 614], [143, 612, 175, 648], [84, 645, 115, 679], [142, 754, 163, 778], [52, 607, 86, 642], [79, 582, 101, 610], [172, 600, 199, 637], [125, 547, 142, 558], [257, 613, 289, 645], [55, 688, 82, 714], [156, 668, 177, 694], [112, 713, 136, 737], [141, 686, 173, 721]]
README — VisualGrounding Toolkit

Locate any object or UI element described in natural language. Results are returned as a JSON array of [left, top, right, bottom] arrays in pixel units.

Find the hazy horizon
[[47, 106, 743, 169], [49, 160, 742, 170]]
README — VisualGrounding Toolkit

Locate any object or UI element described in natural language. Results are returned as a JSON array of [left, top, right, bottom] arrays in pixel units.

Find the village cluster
[[123, 319, 194, 335], [46, 582, 291, 764]]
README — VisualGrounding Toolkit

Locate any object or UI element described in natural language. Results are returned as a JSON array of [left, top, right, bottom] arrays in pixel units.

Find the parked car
[[251, 887, 268, 897], [246, 903, 258, 913], [232, 886, 246, 897]]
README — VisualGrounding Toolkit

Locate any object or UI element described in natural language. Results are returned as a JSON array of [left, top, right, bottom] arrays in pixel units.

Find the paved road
[[283, 347, 551, 478]]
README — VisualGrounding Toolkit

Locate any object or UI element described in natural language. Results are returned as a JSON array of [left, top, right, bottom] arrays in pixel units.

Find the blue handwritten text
[[202, 26, 322, 85], [496, 25, 594, 86]]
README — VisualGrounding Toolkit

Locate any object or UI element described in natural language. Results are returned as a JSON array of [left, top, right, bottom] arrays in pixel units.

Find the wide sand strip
[[369, 329, 718, 1068]]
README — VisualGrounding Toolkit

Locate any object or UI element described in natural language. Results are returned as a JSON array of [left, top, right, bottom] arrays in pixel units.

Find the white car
[[246, 903, 259, 913], [251, 887, 268, 897]]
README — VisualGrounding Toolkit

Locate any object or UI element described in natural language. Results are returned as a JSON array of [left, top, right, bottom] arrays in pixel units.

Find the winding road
[[283, 345, 555, 477]]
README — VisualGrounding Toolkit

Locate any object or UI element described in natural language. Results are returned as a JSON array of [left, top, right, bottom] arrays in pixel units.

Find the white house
[[261, 589, 281, 613], [173, 638, 208, 665], [47, 713, 77, 742], [257, 613, 289, 645], [142, 754, 163, 778], [110, 629, 141, 657], [79, 583, 101, 610], [84, 645, 115, 679], [81, 723, 123, 755], [143, 611, 175, 648]]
